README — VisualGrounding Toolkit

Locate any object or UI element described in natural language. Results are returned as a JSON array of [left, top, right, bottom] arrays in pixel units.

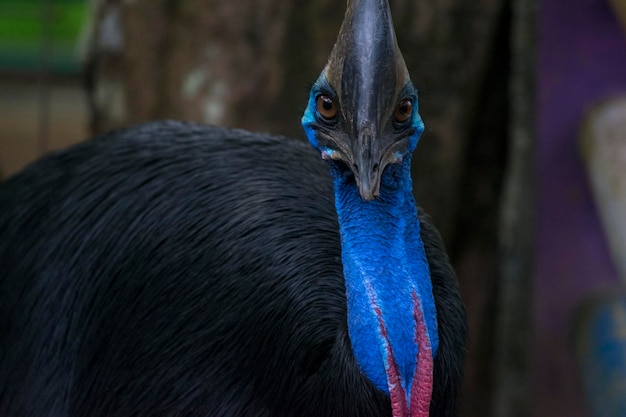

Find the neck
[[331, 157, 438, 416]]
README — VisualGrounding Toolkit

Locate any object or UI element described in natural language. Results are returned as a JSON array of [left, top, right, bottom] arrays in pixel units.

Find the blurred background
[[0, 0, 625, 416]]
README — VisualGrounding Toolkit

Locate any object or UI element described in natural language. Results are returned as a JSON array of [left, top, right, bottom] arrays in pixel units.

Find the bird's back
[[0, 120, 464, 417], [0, 121, 391, 417]]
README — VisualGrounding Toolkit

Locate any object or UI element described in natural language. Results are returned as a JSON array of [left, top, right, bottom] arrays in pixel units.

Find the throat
[[331, 160, 438, 414]]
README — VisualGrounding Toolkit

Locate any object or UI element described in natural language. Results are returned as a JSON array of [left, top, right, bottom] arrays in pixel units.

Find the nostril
[[372, 163, 379, 173]]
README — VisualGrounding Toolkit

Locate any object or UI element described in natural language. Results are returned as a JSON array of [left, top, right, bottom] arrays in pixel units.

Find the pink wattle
[[370, 289, 434, 417], [410, 291, 434, 417], [372, 304, 408, 417]]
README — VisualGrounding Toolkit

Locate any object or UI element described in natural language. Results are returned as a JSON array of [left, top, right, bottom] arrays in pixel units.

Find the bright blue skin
[[301, 77, 439, 398]]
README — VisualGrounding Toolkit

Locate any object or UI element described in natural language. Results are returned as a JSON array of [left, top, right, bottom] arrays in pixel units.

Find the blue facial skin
[[301, 75, 438, 398], [301, 77, 330, 152]]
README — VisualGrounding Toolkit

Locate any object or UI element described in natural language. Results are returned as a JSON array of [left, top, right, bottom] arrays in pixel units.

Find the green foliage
[[0, 0, 88, 74]]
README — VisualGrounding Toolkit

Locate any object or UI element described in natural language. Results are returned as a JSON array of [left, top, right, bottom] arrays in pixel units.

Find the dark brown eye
[[316, 95, 337, 120], [395, 98, 413, 123]]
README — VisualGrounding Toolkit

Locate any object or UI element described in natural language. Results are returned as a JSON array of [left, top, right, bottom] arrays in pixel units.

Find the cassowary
[[0, 0, 466, 416]]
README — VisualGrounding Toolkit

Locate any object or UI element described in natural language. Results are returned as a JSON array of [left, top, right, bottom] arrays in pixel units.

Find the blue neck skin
[[301, 83, 439, 398], [330, 156, 439, 394]]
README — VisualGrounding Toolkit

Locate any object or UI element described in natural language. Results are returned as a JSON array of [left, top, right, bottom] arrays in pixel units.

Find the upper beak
[[354, 126, 382, 201]]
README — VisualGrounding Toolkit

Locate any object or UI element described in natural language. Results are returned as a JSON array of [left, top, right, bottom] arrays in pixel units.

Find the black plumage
[[0, 121, 465, 417]]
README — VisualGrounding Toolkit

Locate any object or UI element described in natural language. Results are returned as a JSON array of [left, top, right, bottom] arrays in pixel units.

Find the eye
[[316, 95, 338, 120], [394, 98, 413, 124]]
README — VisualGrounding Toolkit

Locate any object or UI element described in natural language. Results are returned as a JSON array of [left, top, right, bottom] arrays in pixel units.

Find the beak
[[302, 0, 415, 202], [321, 0, 408, 202], [354, 126, 382, 201]]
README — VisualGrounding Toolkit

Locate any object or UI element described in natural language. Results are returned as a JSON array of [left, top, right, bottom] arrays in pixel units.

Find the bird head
[[301, 0, 424, 201]]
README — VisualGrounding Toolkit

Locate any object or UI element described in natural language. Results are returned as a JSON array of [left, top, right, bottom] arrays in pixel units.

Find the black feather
[[0, 121, 466, 417]]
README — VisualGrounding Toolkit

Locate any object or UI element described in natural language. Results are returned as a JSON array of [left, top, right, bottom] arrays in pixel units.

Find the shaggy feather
[[0, 121, 466, 417]]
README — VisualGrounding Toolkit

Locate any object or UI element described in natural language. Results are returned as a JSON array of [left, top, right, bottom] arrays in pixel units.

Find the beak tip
[[358, 187, 379, 201]]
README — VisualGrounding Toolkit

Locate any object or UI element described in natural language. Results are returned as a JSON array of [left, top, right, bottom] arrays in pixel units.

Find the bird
[[0, 0, 466, 416]]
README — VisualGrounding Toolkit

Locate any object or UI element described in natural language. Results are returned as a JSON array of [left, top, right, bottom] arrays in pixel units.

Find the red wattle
[[372, 303, 408, 417], [368, 285, 434, 417], [410, 291, 434, 417]]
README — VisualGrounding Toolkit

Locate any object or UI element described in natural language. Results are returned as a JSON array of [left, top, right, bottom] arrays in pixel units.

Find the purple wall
[[536, 0, 626, 415]]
